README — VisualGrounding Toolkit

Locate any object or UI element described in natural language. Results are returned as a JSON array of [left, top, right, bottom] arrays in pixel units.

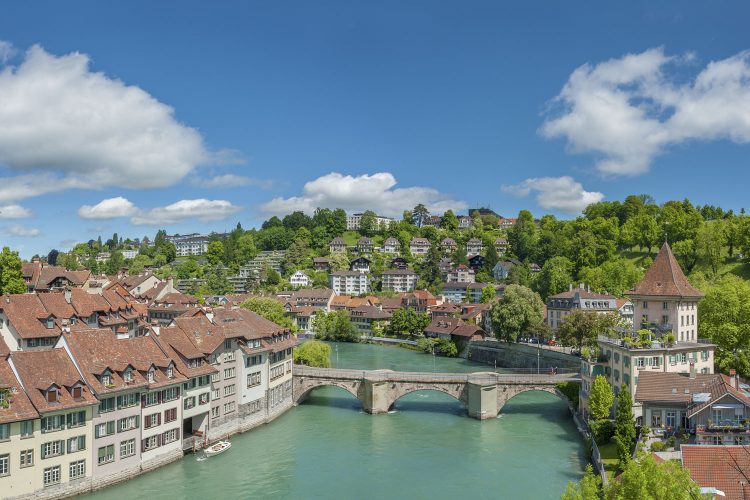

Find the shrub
[[556, 381, 580, 408], [650, 441, 667, 452], [665, 436, 676, 449], [639, 425, 651, 440], [293, 340, 331, 368], [590, 419, 615, 445]]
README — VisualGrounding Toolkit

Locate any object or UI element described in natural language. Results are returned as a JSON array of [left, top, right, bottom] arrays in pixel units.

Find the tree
[[588, 375, 614, 421], [0, 247, 26, 295], [203, 265, 233, 295], [384, 309, 430, 338], [557, 311, 618, 351], [440, 210, 459, 232], [282, 211, 312, 231], [359, 210, 378, 237], [480, 285, 496, 303], [620, 213, 659, 252], [236, 233, 257, 265], [695, 221, 726, 275], [614, 386, 636, 471], [490, 285, 544, 342], [328, 251, 351, 272], [128, 254, 152, 275], [241, 297, 295, 330], [699, 275, 750, 376], [293, 340, 331, 368], [538, 256, 574, 300], [412, 204, 430, 227], [313, 310, 358, 342], [508, 210, 538, 261], [560, 464, 601, 500], [483, 239, 500, 275], [578, 259, 643, 297], [104, 251, 125, 275], [671, 239, 698, 274], [206, 241, 225, 266], [603, 453, 701, 500], [47, 249, 59, 266]]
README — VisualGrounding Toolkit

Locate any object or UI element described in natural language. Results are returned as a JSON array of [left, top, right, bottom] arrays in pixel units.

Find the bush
[[416, 337, 435, 353], [435, 338, 458, 357], [556, 381, 580, 408], [650, 441, 667, 452], [293, 340, 331, 368], [639, 425, 651, 440], [590, 419, 615, 445], [665, 436, 676, 449]]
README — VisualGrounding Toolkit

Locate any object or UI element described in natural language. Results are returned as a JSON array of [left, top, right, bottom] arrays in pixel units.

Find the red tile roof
[[628, 242, 703, 298], [0, 357, 39, 424], [682, 445, 750, 499]]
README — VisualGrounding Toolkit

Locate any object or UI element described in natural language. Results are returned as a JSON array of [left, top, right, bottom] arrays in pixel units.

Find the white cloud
[[0, 40, 16, 64], [260, 172, 467, 217], [3, 224, 40, 237], [194, 174, 273, 190], [0, 43, 219, 201], [78, 197, 138, 219], [0, 204, 32, 218], [502, 176, 604, 213], [130, 199, 242, 226], [541, 48, 750, 176]]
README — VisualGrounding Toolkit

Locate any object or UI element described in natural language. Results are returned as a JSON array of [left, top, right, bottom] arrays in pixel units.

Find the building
[[166, 234, 209, 257], [329, 237, 347, 254], [381, 269, 419, 293], [349, 305, 391, 337], [289, 271, 311, 288], [22, 262, 91, 293], [446, 265, 475, 284], [423, 317, 486, 343], [468, 255, 485, 272], [9, 349, 98, 494], [239, 251, 286, 279], [356, 237, 374, 254], [147, 293, 201, 325], [498, 218, 517, 230], [617, 299, 634, 326], [442, 282, 497, 304], [458, 216, 472, 229], [440, 238, 457, 255], [466, 238, 483, 257], [283, 288, 335, 311], [546, 285, 617, 330], [346, 213, 394, 231], [391, 257, 408, 270], [122, 249, 138, 260], [494, 237, 508, 256], [96, 252, 111, 263], [312, 257, 331, 271], [635, 370, 750, 445], [349, 257, 371, 274], [626, 241, 704, 342], [382, 238, 401, 254], [329, 271, 370, 295], [682, 445, 750, 499], [492, 259, 520, 281], [409, 238, 431, 257]]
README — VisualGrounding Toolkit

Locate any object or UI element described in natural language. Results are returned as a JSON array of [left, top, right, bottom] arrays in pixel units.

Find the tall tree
[[358, 210, 378, 237], [241, 297, 295, 330], [699, 275, 750, 376], [620, 213, 659, 252], [412, 204, 430, 227], [695, 221, 726, 275], [490, 284, 544, 342], [588, 375, 614, 421], [508, 210, 538, 261], [313, 310, 358, 342], [206, 241, 225, 266], [538, 256, 574, 300], [0, 247, 26, 295], [47, 249, 59, 266], [557, 311, 618, 351], [440, 209, 459, 232], [614, 387, 636, 471], [104, 251, 125, 275]]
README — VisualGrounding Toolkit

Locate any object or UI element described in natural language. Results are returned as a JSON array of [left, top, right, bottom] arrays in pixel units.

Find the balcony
[[696, 420, 750, 433]]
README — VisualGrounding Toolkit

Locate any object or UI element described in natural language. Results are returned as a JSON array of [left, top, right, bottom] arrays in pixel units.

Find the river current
[[84, 342, 586, 499]]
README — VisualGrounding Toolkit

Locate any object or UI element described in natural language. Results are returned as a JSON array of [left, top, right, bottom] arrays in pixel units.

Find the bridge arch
[[496, 385, 569, 415], [293, 377, 364, 406], [388, 385, 468, 411]]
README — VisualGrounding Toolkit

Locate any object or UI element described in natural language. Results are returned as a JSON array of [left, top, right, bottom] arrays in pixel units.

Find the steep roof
[[0, 357, 39, 424], [682, 445, 750, 500], [0, 294, 60, 339], [628, 242, 704, 298]]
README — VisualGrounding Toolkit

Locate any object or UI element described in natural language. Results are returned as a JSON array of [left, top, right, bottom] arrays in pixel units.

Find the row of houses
[[328, 236, 509, 257], [0, 289, 296, 497]]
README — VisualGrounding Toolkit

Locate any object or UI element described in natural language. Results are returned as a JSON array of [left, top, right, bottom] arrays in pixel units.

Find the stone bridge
[[293, 366, 580, 420]]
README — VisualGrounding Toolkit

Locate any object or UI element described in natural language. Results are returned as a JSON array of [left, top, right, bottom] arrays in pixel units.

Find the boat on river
[[204, 440, 231, 457]]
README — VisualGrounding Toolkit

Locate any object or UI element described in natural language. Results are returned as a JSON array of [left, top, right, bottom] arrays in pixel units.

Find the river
[[84, 342, 586, 499]]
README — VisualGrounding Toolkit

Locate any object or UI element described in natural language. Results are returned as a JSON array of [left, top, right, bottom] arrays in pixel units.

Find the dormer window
[[101, 373, 112, 386], [123, 369, 133, 383], [46, 317, 54, 329], [167, 366, 174, 379], [46, 389, 59, 403], [147, 369, 155, 383], [71, 386, 82, 399]]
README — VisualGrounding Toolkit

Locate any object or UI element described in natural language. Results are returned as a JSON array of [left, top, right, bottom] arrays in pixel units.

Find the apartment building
[[381, 269, 419, 293], [546, 284, 617, 330], [329, 271, 370, 296], [446, 265, 475, 284], [409, 238, 431, 257], [382, 237, 401, 254], [166, 234, 209, 257], [289, 271, 311, 288], [346, 213, 394, 231], [465, 238, 483, 257]]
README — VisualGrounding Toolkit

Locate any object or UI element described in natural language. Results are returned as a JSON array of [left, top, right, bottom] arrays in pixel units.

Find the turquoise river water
[[84, 342, 586, 499]]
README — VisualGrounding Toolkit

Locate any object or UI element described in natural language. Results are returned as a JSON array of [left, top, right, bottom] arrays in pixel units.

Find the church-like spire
[[627, 242, 703, 298]]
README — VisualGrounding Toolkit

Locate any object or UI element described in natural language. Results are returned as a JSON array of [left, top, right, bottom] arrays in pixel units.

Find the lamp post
[[537, 342, 540, 375]]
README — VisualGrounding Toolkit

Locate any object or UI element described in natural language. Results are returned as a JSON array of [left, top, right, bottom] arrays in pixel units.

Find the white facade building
[[329, 271, 370, 295], [289, 271, 311, 288]]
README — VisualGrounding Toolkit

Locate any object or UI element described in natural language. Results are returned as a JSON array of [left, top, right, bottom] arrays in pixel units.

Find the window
[[635, 357, 645, 368], [651, 411, 662, 427], [95, 421, 115, 438], [20, 449, 33, 468], [41, 440, 64, 458], [117, 416, 139, 432], [43, 465, 61, 486], [212, 388, 221, 399], [164, 408, 177, 423], [184, 396, 196, 410], [247, 372, 261, 388], [143, 434, 160, 451], [224, 384, 236, 397], [224, 368, 236, 379], [41, 415, 65, 433], [166, 366, 174, 379], [651, 356, 661, 367], [117, 393, 139, 409], [614, 353, 620, 363], [225, 339, 232, 349], [120, 439, 136, 459], [163, 387, 179, 402], [701, 350, 709, 361], [97, 445, 114, 465], [70, 459, 85, 479], [211, 407, 220, 418], [162, 428, 179, 444], [67, 410, 86, 428], [0, 454, 8, 477], [99, 397, 116, 413], [623, 356, 630, 367], [144, 413, 161, 429], [223, 402, 235, 414], [661, 315, 669, 325], [72, 386, 83, 399], [224, 351, 235, 362], [198, 375, 211, 386], [643, 301, 648, 309], [0, 423, 8, 441], [663, 302, 669, 310], [101, 373, 112, 386], [147, 369, 155, 383], [20, 419, 34, 437], [614, 369, 620, 381], [123, 369, 133, 383], [144, 392, 159, 407], [46, 389, 59, 403], [211, 372, 220, 383], [679, 353, 687, 364], [199, 393, 210, 405], [67, 435, 86, 453]]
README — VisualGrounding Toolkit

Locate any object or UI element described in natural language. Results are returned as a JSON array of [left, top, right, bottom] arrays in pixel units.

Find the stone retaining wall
[[467, 342, 580, 370]]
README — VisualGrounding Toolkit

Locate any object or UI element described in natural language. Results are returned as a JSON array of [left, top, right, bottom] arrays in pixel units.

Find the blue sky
[[1, 1, 750, 257]]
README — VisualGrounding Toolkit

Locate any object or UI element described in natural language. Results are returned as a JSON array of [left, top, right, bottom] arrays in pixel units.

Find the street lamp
[[537, 343, 540, 375]]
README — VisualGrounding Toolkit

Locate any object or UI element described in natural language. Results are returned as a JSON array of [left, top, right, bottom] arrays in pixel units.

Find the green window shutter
[[41, 444, 46, 459], [79, 410, 86, 423], [79, 436, 86, 450], [67, 438, 72, 454], [60, 440, 66, 455], [107, 421, 115, 435], [66, 414, 72, 428], [116, 395, 122, 408], [135, 415, 140, 428], [98, 447, 106, 461]]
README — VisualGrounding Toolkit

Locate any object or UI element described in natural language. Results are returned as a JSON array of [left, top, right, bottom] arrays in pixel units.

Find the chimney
[[689, 362, 696, 379], [730, 369, 737, 388]]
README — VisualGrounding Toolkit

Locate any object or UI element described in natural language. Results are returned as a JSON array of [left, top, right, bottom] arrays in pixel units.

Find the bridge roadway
[[292, 366, 580, 420]]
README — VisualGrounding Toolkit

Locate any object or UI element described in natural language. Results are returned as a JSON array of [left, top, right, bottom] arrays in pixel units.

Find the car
[[529, 337, 540, 344], [546, 339, 557, 346]]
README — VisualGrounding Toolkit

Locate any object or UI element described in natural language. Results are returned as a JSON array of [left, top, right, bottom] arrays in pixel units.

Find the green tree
[[0, 247, 26, 294], [236, 233, 257, 265], [282, 211, 312, 231], [508, 210, 538, 261], [435, 337, 458, 357], [480, 285, 496, 303], [603, 453, 702, 500], [359, 210, 378, 237], [241, 297, 295, 330], [313, 310, 358, 342], [560, 464, 601, 500], [578, 259, 643, 297], [105, 251, 125, 275], [538, 256, 574, 300], [203, 265, 233, 295], [483, 239, 500, 275], [328, 251, 351, 272], [557, 311, 618, 350], [127, 254, 152, 275], [671, 239, 698, 274], [699, 275, 750, 376], [614, 386, 636, 471], [206, 240, 225, 266], [620, 213, 659, 252], [490, 284, 544, 342], [293, 340, 331, 368], [695, 221, 726, 275], [440, 209, 459, 232], [588, 375, 614, 421], [385, 309, 431, 338], [412, 204, 430, 227]]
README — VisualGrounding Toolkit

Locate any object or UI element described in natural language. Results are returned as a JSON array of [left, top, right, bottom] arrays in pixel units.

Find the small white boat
[[204, 440, 231, 457]]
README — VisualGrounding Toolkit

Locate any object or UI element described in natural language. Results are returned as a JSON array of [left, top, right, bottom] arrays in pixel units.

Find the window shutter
[[141, 439, 147, 452], [157, 413, 161, 426], [41, 417, 47, 432], [67, 438, 72, 454], [176, 428, 180, 440], [60, 440, 66, 455], [95, 425, 100, 439], [79, 410, 86, 423], [107, 421, 115, 435], [141, 394, 146, 408], [117, 418, 123, 433], [135, 415, 140, 428], [157, 434, 162, 447], [158, 391, 163, 404], [66, 414, 72, 428], [79, 436, 85, 450], [116, 396, 122, 408], [41, 444, 47, 459]]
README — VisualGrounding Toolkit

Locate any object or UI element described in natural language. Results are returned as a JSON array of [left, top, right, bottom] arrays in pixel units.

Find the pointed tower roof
[[627, 242, 703, 298]]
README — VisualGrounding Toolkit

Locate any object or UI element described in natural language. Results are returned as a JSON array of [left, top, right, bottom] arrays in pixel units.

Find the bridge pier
[[467, 380, 498, 420], [362, 377, 390, 415]]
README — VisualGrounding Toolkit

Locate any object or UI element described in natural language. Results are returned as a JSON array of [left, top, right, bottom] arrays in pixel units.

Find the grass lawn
[[597, 441, 619, 480]]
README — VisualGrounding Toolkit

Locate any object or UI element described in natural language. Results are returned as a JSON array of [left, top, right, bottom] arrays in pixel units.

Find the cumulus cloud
[[130, 199, 242, 226], [501, 176, 604, 213], [3, 224, 40, 237], [0, 204, 32, 218], [0, 42, 219, 201], [541, 48, 750, 176], [260, 172, 467, 217], [0, 41, 16, 64], [78, 197, 138, 219], [193, 174, 273, 190]]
